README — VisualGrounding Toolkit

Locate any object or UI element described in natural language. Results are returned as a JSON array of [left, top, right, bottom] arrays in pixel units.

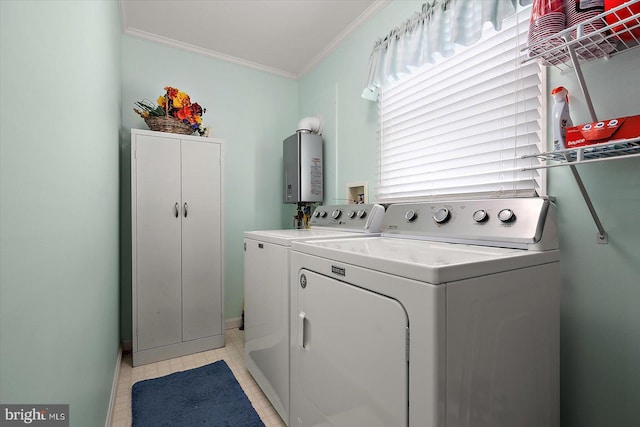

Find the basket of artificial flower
[[134, 86, 208, 136]]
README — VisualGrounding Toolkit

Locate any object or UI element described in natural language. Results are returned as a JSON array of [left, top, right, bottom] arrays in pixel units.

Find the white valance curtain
[[362, 0, 532, 100]]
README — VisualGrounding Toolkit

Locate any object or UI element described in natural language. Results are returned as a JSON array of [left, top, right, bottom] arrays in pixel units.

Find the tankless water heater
[[283, 131, 323, 203]]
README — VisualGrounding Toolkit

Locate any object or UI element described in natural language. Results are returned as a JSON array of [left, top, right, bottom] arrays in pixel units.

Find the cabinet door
[[181, 140, 223, 341], [134, 135, 182, 351]]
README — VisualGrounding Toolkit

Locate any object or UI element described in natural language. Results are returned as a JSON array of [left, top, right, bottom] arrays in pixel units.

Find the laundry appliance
[[243, 203, 385, 424], [290, 198, 560, 427]]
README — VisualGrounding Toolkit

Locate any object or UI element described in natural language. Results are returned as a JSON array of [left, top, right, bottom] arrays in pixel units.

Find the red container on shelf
[[565, 114, 640, 148], [604, 0, 640, 41]]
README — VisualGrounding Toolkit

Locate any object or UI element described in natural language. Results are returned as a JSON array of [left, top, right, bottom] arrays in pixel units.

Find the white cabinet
[[131, 129, 224, 366]]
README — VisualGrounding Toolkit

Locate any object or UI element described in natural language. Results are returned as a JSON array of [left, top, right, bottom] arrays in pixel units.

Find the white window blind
[[378, 7, 545, 203]]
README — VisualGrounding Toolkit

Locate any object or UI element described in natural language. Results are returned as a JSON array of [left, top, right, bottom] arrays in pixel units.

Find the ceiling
[[119, 0, 389, 79]]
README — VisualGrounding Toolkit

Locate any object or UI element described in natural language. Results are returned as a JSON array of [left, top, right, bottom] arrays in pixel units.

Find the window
[[377, 7, 545, 202]]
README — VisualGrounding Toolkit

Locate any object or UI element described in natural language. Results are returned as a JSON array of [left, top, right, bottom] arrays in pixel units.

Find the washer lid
[[244, 229, 376, 247], [291, 237, 559, 284]]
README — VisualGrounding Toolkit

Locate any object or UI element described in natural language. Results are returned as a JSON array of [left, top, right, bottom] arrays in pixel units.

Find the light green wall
[[1, 1, 636, 425], [547, 48, 640, 427], [299, 0, 420, 203], [0, 1, 121, 426], [299, 1, 640, 426], [120, 35, 299, 340]]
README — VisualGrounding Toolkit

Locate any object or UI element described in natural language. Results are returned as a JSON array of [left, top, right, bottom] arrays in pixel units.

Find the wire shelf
[[524, 0, 640, 70], [522, 1, 640, 242], [522, 136, 640, 170]]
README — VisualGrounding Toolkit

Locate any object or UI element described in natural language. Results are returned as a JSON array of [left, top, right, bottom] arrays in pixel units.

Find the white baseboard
[[104, 346, 122, 427], [225, 317, 242, 330]]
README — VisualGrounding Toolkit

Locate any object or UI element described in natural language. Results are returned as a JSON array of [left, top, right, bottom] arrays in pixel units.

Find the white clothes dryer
[[243, 204, 385, 424], [290, 198, 560, 427]]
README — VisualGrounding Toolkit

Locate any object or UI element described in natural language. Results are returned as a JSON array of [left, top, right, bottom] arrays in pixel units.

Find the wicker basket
[[144, 115, 194, 135], [144, 93, 195, 135]]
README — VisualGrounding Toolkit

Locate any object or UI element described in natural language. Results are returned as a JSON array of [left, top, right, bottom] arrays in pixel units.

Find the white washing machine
[[243, 204, 385, 425], [290, 198, 560, 427]]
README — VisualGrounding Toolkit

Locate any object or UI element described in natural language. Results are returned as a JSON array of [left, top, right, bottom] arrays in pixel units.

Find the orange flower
[[175, 105, 193, 120], [164, 86, 179, 99]]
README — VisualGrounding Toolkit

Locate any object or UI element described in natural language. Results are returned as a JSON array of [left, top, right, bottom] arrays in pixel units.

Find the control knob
[[347, 210, 356, 219], [332, 209, 342, 219], [498, 209, 515, 223], [404, 209, 417, 222], [357, 210, 367, 219], [319, 211, 328, 218], [433, 208, 450, 224], [473, 209, 488, 223], [313, 211, 320, 218]]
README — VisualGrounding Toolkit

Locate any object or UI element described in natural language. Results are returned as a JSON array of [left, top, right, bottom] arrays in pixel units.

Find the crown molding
[[297, 0, 391, 78], [123, 27, 298, 79], [119, 0, 390, 80]]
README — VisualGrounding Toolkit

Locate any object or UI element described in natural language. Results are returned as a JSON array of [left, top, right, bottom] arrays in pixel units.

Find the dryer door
[[292, 269, 409, 427]]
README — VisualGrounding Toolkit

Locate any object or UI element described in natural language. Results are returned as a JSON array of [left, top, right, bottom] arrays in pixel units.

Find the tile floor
[[110, 328, 286, 426]]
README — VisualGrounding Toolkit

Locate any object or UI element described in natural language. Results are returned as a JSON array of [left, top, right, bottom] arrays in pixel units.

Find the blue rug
[[132, 360, 264, 426]]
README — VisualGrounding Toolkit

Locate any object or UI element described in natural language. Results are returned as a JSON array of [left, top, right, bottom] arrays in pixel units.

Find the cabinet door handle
[[174, 202, 179, 218], [184, 202, 188, 218]]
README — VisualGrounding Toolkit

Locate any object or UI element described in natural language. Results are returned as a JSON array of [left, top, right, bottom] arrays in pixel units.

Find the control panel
[[309, 204, 385, 233], [382, 198, 557, 248]]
